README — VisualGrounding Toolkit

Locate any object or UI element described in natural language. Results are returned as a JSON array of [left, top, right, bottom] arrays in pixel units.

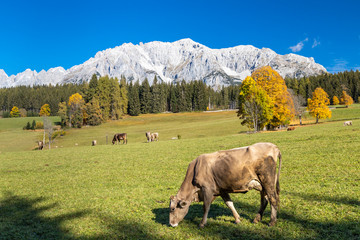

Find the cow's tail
[[275, 150, 282, 210]]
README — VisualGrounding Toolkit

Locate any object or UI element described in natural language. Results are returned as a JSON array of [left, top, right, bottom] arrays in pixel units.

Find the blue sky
[[1, 0, 359, 76]]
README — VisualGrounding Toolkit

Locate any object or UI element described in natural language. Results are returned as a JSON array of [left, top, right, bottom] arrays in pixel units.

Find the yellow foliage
[[307, 87, 331, 123], [40, 104, 51, 116], [340, 90, 353, 106], [251, 66, 295, 126], [332, 96, 339, 105], [10, 106, 20, 118], [68, 93, 84, 106]]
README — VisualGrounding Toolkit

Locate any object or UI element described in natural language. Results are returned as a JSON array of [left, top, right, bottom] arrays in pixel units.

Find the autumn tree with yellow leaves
[[237, 76, 273, 131], [10, 106, 20, 118], [39, 104, 51, 117], [332, 96, 339, 105], [307, 87, 331, 124], [251, 66, 295, 128], [340, 90, 353, 107], [68, 93, 85, 128]]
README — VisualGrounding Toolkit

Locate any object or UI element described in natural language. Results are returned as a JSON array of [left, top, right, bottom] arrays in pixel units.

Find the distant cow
[[344, 121, 352, 126], [92, 140, 97, 146], [38, 141, 44, 150], [151, 132, 159, 141], [146, 132, 152, 142], [146, 132, 159, 142], [287, 126, 295, 131], [169, 142, 282, 228], [112, 133, 127, 144]]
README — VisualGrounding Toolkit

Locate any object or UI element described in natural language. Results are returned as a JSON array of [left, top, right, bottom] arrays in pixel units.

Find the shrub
[[23, 122, 31, 130], [35, 122, 44, 129], [27, 111, 39, 117], [19, 108, 27, 117], [2, 111, 10, 118]]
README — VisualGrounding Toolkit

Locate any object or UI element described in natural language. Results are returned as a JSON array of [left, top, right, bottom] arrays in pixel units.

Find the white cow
[[344, 121, 352, 126]]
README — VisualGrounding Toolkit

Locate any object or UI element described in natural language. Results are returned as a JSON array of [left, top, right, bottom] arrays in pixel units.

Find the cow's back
[[193, 142, 280, 193]]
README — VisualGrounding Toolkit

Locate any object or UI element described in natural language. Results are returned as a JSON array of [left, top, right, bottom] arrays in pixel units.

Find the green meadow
[[1, 107, 359, 239]]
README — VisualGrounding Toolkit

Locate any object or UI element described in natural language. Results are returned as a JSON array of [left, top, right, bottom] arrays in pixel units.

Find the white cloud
[[312, 39, 320, 48], [289, 38, 308, 52], [327, 59, 349, 73]]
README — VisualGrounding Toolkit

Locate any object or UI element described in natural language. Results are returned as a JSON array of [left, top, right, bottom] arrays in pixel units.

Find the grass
[[1, 107, 360, 239]]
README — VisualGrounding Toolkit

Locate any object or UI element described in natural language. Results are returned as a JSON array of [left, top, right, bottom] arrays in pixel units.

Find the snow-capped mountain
[[0, 38, 327, 88]]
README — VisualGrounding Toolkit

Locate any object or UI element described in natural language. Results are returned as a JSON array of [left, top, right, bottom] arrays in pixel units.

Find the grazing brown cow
[[287, 127, 295, 131], [112, 133, 127, 144], [169, 142, 282, 228]]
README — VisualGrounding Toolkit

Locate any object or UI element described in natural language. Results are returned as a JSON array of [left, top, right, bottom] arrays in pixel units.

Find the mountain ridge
[[0, 38, 327, 88]]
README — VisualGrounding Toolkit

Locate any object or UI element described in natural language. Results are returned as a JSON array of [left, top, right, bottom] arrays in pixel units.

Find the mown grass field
[[1, 106, 360, 239]]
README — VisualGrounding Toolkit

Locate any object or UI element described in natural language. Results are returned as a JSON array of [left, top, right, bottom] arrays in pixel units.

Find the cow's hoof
[[234, 219, 241, 224], [253, 214, 261, 224], [198, 224, 205, 229], [268, 221, 276, 227]]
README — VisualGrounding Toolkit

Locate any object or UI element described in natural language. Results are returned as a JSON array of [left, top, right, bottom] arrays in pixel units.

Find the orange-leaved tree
[[237, 76, 273, 131], [251, 66, 295, 128], [332, 96, 339, 105], [40, 104, 51, 116], [307, 87, 331, 124], [340, 90, 353, 107]]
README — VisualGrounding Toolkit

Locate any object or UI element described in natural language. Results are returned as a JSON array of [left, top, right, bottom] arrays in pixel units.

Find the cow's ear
[[180, 201, 187, 208]]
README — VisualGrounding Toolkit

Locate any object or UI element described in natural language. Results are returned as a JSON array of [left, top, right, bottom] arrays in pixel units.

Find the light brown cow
[[287, 126, 295, 131], [169, 142, 282, 228]]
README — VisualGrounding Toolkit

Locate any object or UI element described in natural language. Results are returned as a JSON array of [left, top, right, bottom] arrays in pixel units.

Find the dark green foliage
[[128, 81, 141, 116], [140, 78, 151, 114], [23, 121, 31, 130], [31, 120, 36, 130], [285, 70, 360, 104], [119, 76, 128, 115], [150, 76, 162, 113]]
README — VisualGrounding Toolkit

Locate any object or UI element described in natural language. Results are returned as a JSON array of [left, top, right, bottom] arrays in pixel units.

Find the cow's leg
[[199, 189, 215, 228], [253, 190, 268, 224], [221, 193, 240, 224], [260, 179, 278, 226]]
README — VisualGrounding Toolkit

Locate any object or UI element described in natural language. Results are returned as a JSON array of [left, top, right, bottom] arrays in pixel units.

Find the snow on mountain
[[0, 38, 327, 88]]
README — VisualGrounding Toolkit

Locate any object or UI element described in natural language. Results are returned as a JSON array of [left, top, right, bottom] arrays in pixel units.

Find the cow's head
[[169, 195, 191, 227]]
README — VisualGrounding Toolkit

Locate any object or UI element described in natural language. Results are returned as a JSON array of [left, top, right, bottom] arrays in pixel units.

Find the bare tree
[[288, 89, 306, 125], [43, 117, 53, 150]]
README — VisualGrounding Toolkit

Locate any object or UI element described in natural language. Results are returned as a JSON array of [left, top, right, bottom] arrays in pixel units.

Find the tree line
[[285, 70, 360, 104], [0, 75, 239, 125]]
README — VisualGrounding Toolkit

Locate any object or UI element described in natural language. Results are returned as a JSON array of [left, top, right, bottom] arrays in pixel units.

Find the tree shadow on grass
[[152, 202, 245, 226], [0, 191, 89, 239]]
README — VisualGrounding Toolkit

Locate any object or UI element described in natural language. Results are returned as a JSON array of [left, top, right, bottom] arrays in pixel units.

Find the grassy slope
[[1, 107, 360, 239]]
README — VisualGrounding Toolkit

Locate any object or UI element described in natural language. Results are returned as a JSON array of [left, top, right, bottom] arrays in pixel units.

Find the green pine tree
[[140, 78, 151, 113], [128, 81, 141, 116]]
